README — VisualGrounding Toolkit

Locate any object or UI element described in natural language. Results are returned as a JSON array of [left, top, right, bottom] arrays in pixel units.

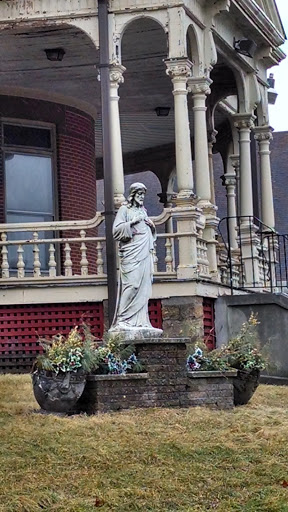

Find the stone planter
[[233, 369, 260, 406], [32, 370, 87, 413], [186, 370, 237, 409]]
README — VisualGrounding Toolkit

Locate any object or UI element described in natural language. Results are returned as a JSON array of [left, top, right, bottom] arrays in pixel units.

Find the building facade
[[0, 0, 285, 371]]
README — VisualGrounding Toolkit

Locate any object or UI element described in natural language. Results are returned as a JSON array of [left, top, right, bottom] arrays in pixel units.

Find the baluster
[[96, 241, 104, 274], [153, 243, 158, 273], [33, 232, 41, 277], [165, 237, 173, 272], [1, 233, 9, 278], [64, 243, 73, 277], [48, 244, 57, 277], [80, 230, 89, 276], [17, 245, 25, 278]]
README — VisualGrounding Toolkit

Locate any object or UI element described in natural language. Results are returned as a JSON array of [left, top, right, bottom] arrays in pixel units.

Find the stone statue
[[109, 182, 163, 339]]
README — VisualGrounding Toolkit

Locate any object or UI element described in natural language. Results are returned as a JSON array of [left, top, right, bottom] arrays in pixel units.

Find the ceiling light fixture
[[44, 48, 66, 62], [155, 106, 171, 117]]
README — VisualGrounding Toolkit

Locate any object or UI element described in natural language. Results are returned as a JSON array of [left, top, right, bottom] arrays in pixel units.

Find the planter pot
[[32, 370, 87, 413], [233, 369, 260, 406]]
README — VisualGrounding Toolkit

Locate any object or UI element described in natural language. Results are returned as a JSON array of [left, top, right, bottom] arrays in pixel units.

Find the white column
[[221, 170, 238, 249], [165, 59, 194, 200], [208, 130, 217, 205], [234, 114, 255, 222], [230, 155, 240, 217], [234, 114, 261, 286], [189, 78, 219, 279], [109, 64, 126, 208], [254, 126, 275, 229], [188, 77, 212, 203]]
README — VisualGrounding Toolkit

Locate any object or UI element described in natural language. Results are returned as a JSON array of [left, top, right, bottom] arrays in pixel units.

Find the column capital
[[230, 154, 240, 170], [109, 64, 126, 86], [221, 171, 237, 187], [208, 129, 218, 144], [254, 125, 273, 142], [165, 58, 192, 81], [188, 76, 213, 96], [233, 113, 256, 130]]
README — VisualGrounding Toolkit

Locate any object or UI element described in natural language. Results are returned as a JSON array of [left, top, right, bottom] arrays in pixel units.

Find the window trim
[[1, 118, 58, 223]]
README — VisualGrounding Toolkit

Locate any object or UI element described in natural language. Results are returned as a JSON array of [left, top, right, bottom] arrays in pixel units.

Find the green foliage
[[35, 324, 100, 375], [218, 313, 268, 372], [187, 313, 268, 373], [35, 327, 143, 376]]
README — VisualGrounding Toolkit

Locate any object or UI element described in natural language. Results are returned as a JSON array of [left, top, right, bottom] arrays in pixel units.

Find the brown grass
[[1, 375, 288, 511]]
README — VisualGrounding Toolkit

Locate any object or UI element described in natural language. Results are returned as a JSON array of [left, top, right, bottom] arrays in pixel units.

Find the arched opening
[[118, 18, 174, 182], [186, 25, 200, 72]]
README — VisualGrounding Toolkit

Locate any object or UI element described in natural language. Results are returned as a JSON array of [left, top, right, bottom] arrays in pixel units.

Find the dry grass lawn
[[1, 375, 288, 511]]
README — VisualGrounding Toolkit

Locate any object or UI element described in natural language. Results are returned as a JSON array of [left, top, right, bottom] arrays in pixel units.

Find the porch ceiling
[[0, 22, 228, 158]]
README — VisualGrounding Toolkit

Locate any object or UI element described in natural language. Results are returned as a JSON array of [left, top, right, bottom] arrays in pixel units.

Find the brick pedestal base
[[75, 339, 236, 414]]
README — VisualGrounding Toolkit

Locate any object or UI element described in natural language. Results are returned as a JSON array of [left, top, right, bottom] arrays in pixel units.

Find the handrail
[[0, 211, 104, 233]]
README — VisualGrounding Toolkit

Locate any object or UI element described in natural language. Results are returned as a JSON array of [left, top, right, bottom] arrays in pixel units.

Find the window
[[2, 122, 56, 272]]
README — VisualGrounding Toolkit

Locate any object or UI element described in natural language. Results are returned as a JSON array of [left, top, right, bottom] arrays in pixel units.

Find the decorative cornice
[[232, 0, 286, 49]]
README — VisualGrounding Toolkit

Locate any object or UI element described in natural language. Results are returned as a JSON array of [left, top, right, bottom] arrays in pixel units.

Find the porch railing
[[218, 215, 288, 294], [0, 208, 210, 284]]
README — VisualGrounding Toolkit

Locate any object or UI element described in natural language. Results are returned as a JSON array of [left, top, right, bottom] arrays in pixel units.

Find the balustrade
[[0, 208, 215, 286]]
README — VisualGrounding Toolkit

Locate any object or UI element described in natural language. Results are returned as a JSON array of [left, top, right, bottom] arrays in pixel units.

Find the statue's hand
[[145, 218, 155, 230], [130, 215, 143, 226]]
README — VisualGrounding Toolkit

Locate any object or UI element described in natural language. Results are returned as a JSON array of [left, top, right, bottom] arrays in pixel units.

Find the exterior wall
[[161, 296, 204, 340], [0, 96, 96, 224], [215, 293, 288, 377], [0, 95, 97, 271]]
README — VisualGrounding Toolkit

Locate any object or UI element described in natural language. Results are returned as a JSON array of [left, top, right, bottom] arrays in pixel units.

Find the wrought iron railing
[[218, 215, 288, 294]]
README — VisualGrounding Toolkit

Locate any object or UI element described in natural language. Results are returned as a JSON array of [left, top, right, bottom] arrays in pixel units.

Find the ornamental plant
[[218, 313, 268, 372], [34, 324, 142, 376], [187, 313, 268, 373], [35, 323, 100, 375]]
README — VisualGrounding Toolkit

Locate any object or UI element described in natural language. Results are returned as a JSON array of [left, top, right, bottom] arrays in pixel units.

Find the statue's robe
[[111, 204, 156, 329]]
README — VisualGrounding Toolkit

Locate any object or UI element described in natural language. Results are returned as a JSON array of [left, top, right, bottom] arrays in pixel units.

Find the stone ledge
[[87, 373, 149, 382], [131, 337, 189, 345], [188, 370, 237, 378]]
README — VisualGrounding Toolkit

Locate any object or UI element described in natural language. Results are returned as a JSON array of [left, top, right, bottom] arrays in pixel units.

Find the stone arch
[[186, 25, 200, 73], [120, 14, 167, 44]]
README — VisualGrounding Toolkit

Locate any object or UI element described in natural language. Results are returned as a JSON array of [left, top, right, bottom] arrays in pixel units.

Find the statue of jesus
[[109, 182, 163, 338]]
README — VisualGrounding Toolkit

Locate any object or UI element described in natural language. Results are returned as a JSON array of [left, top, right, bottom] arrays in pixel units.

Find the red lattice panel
[[203, 298, 216, 351], [148, 299, 163, 329], [0, 302, 104, 374]]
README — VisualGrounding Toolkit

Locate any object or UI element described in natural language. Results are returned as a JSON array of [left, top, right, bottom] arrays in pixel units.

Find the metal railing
[[218, 215, 288, 294]]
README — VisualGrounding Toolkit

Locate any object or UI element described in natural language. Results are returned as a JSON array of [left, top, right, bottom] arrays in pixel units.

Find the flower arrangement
[[186, 345, 230, 372], [218, 313, 267, 372], [187, 313, 268, 373], [35, 324, 100, 375], [34, 324, 142, 376]]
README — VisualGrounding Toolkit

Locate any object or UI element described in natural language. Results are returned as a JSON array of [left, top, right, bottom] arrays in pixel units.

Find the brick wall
[[0, 96, 97, 272], [75, 339, 235, 413]]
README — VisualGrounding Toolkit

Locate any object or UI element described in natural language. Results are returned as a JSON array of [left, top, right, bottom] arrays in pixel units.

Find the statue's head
[[127, 182, 147, 207]]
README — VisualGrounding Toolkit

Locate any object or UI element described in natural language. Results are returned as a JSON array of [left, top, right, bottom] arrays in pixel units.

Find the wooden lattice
[[148, 299, 163, 329], [203, 298, 216, 350], [0, 303, 104, 374]]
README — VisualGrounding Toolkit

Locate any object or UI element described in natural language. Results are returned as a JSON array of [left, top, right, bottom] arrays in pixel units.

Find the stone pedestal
[[75, 338, 236, 414]]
